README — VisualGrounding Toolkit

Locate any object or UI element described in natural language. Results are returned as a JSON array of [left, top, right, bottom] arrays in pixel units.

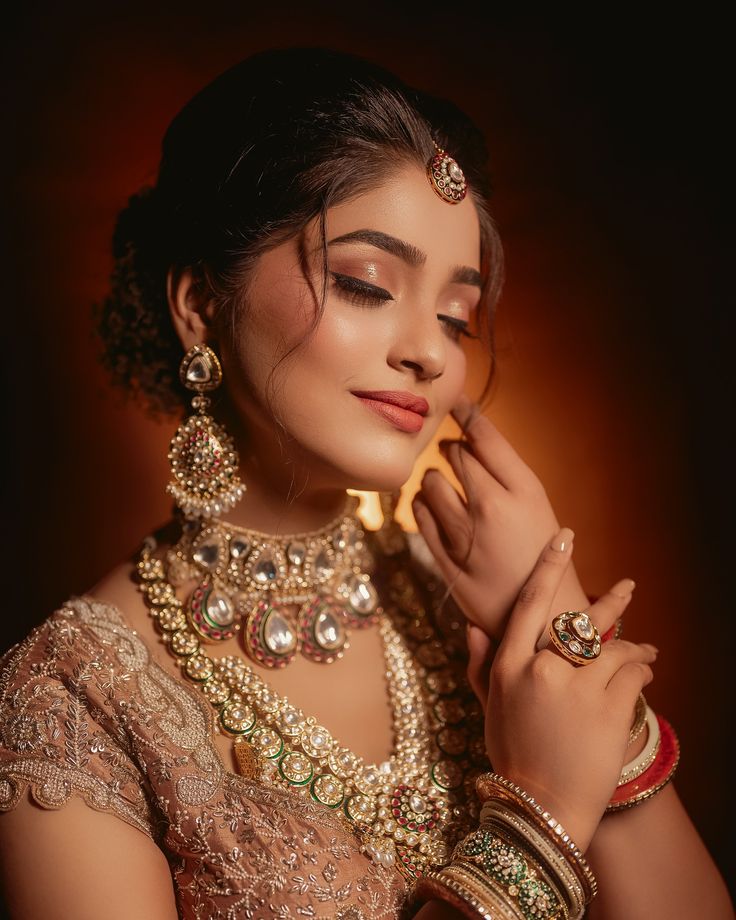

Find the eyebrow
[[328, 228, 483, 289]]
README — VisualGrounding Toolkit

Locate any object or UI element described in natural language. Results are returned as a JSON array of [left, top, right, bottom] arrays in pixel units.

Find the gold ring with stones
[[548, 611, 601, 665]]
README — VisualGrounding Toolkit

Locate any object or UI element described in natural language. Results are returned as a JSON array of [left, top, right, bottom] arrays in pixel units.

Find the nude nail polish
[[551, 527, 574, 551]]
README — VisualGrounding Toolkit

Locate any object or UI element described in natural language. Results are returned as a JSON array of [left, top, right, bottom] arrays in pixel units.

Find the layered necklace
[[135, 505, 490, 881]]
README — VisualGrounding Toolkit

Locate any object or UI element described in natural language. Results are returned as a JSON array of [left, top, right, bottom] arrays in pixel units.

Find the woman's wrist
[[414, 772, 598, 920], [482, 772, 600, 854]]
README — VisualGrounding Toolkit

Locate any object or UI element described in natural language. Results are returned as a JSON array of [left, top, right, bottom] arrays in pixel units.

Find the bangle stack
[[414, 773, 596, 920], [413, 707, 680, 917], [608, 712, 679, 811], [583, 606, 680, 811]]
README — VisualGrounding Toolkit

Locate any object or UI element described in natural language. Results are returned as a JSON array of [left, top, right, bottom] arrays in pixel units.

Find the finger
[[418, 470, 473, 562], [606, 660, 654, 711], [439, 440, 506, 510], [588, 578, 637, 636], [411, 495, 462, 583], [498, 527, 575, 663], [450, 394, 530, 491], [580, 639, 658, 688], [466, 623, 494, 710]]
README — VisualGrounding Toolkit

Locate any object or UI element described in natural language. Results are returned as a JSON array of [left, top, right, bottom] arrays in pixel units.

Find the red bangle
[[607, 715, 680, 811], [600, 617, 623, 643]]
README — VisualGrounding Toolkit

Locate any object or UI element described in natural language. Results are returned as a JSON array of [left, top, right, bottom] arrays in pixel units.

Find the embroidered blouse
[[0, 596, 414, 919]]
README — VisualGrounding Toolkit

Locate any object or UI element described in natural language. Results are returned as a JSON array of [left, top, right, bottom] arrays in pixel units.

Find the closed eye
[[438, 315, 478, 342], [331, 272, 393, 305], [331, 272, 478, 342]]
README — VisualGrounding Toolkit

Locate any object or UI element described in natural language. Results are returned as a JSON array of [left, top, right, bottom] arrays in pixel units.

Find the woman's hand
[[412, 395, 589, 643], [480, 527, 657, 851]]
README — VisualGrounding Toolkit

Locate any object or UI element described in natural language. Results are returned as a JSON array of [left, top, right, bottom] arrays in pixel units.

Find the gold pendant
[[233, 738, 262, 780]]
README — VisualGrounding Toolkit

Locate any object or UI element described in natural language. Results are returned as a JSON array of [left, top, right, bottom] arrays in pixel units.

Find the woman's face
[[220, 162, 482, 493]]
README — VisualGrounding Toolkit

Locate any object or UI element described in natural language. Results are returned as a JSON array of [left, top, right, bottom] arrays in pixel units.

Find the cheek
[[436, 347, 468, 411], [282, 303, 389, 383], [235, 281, 322, 385]]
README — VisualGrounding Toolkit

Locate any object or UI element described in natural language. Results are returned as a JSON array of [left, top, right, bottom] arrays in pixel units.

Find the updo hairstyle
[[96, 47, 503, 418]]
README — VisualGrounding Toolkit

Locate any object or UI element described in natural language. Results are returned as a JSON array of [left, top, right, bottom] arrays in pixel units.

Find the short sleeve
[[0, 610, 159, 841]]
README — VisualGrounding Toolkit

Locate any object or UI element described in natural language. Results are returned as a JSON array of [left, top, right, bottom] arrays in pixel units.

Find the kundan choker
[[160, 495, 380, 667]]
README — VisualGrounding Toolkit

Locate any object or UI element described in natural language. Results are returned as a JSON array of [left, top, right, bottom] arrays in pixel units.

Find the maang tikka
[[427, 141, 467, 204], [167, 343, 245, 519]]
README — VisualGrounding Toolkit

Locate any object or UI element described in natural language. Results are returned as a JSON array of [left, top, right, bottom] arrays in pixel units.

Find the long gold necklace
[[136, 525, 489, 880]]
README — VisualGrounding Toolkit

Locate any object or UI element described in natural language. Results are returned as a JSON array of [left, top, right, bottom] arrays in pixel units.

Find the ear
[[167, 267, 218, 351]]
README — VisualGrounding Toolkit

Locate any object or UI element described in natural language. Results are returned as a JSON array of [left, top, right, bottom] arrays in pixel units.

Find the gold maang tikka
[[427, 142, 467, 204], [166, 343, 245, 519]]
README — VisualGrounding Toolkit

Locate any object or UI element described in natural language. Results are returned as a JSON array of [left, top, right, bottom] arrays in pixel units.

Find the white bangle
[[618, 705, 660, 786]]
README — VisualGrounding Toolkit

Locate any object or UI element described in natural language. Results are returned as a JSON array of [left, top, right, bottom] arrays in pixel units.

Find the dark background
[[3, 2, 733, 899]]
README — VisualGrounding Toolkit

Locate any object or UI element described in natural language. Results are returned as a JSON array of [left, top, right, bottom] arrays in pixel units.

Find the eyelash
[[330, 272, 478, 342]]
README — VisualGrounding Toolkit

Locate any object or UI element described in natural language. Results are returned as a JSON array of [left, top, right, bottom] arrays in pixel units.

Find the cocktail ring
[[548, 611, 601, 665]]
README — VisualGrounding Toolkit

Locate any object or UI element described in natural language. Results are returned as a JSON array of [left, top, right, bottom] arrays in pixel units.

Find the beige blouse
[[0, 596, 413, 919]]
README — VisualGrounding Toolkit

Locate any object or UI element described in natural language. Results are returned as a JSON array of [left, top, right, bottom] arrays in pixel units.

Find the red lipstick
[[351, 390, 429, 434]]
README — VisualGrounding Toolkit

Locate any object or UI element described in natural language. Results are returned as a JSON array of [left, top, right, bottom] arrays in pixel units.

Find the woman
[[0, 47, 731, 919]]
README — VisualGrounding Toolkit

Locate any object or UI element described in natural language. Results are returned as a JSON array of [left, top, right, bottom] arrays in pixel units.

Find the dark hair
[[96, 47, 504, 418]]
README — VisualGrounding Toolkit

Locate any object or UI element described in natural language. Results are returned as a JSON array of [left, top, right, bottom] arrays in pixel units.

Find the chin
[[327, 450, 420, 494], [294, 425, 437, 493]]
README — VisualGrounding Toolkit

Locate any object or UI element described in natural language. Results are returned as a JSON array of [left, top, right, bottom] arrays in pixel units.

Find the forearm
[[413, 900, 466, 919], [585, 783, 733, 920]]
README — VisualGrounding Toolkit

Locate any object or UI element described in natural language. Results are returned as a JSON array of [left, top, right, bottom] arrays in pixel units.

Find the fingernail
[[551, 527, 575, 552], [643, 643, 659, 655], [611, 578, 636, 597]]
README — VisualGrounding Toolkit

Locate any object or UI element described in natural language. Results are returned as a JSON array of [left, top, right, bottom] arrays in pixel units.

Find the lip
[[351, 390, 429, 434]]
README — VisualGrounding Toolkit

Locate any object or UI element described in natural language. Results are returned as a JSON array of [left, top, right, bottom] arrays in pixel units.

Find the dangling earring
[[166, 343, 245, 519]]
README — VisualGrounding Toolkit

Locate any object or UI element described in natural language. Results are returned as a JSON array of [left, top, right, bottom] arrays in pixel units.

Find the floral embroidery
[[0, 598, 411, 918]]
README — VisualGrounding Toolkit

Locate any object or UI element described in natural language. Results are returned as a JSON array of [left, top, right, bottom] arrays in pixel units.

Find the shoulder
[[0, 593, 161, 839], [84, 546, 158, 637], [0, 531, 162, 683], [0, 594, 132, 690]]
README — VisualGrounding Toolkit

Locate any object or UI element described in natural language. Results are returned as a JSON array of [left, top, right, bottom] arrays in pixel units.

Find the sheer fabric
[[0, 597, 412, 919]]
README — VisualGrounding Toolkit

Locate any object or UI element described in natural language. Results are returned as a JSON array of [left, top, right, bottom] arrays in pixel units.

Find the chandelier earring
[[166, 343, 245, 519]]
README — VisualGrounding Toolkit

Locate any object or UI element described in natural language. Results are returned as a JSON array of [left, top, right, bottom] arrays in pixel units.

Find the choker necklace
[[160, 495, 380, 667], [135, 525, 490, 880]]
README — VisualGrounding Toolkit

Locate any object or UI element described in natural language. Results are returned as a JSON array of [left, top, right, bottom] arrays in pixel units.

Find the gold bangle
[[417, 865, 524, 919], [629, 692, 647, 744], [475, 773, 597, 903], [480, 802, 585, 919], [415, 823, 568, 920]]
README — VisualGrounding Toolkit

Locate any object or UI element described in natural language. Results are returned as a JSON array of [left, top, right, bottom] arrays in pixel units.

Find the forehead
[[323, 163, 482, 270]]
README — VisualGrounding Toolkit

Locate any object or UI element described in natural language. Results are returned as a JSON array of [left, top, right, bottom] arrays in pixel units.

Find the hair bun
[[112, 186, 166, 262]]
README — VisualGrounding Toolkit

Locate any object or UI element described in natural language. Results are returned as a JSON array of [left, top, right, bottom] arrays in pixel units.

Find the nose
[[387, 307, 446, 382]]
